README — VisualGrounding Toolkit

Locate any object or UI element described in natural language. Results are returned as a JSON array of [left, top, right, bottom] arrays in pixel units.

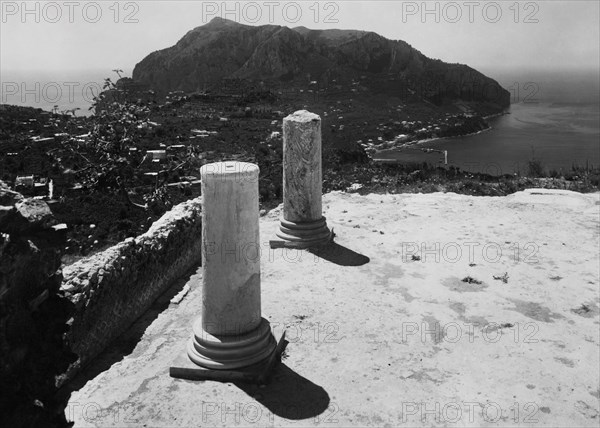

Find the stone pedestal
[[187, 161, 276, 369], [275, 110, 331, 248]]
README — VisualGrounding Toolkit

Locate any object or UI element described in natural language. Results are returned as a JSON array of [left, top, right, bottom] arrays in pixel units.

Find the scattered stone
[[493, 272, 509, 283], [571, 303, 599, 318], [15, 199, 53, 225], [1, 197, 56, 234], [573, 304, 591, 315], [346, 183, 363, 193], [0, 182, 23, 205], [170, 284, 190, 305]]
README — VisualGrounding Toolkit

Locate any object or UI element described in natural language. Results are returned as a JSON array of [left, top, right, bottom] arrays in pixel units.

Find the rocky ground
[[0, 182, 76, 428], [63, 189, 600, 427]]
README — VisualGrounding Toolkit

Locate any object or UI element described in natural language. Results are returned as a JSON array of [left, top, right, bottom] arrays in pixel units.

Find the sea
[[1, 69, 108, 117], [375, 69, 600, 175], [1, 68, 599, 175]]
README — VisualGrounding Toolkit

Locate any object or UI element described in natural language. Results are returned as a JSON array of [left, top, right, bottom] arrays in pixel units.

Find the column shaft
[[282, 111, 323, 222], [201, 162, 261, 335]]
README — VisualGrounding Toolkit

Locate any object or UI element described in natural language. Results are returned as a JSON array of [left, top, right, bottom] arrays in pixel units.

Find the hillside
[[132, 18, 510, 111]]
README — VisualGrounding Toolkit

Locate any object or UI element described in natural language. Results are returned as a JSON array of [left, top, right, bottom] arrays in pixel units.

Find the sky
[[1, 0, 599, 80]]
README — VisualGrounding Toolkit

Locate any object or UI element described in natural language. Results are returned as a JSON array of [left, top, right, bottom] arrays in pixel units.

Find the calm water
[[377, 102, 600, 175], [377, 69, 600, 175], [1, 69, 108, 117]]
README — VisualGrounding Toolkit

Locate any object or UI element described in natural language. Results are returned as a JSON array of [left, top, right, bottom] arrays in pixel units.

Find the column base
[[187, 318, 276, 370], [171, 330, 287, 384], [274, 217, 331, 249]]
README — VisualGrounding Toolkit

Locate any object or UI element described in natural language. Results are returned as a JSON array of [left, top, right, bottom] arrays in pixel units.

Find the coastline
[[371, 124, 494, 163], [483, 110, 510, 120], [364, 107, 513, 162], [371, 101, 599, 173]]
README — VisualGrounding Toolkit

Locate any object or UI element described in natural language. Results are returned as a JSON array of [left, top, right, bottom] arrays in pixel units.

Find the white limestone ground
[[66, 189, 600, 427]]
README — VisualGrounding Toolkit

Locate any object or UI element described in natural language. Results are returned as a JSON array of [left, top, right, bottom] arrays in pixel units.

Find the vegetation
[[0, 72, 598, 262], [66, 75, 188, 212], [527, 148, 545, 178]]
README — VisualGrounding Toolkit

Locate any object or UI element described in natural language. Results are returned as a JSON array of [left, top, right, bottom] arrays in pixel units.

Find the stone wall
[[60, 197, 202, 380]]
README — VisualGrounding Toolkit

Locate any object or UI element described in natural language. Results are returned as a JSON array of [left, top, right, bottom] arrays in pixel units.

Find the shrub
[[527, 158, 545, 177], [527, 147, 545, 177]]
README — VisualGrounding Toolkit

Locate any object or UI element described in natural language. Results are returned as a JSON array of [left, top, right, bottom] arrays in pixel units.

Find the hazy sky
[[1, 0, 599, 79]]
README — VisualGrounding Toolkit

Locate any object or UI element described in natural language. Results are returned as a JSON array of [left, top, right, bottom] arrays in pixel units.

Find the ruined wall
[[0, 182, 74, 427], [60, 197, 202, 380]]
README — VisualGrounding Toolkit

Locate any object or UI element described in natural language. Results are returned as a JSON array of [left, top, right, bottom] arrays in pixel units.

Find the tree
[[59, 72, 163, 210], [55, 71, 207, 213]]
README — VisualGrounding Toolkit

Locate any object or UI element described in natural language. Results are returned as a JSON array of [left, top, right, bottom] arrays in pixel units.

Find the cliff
[[132, 18, 510, 109]]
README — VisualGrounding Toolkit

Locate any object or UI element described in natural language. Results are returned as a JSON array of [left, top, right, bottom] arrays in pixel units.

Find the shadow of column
[[235, 363, 330, 420], [308, 241, 370, 266]]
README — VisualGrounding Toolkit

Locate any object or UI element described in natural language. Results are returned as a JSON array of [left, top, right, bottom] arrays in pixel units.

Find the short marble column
[[188, 161, 275, 369], [275, 110, 331, 248]]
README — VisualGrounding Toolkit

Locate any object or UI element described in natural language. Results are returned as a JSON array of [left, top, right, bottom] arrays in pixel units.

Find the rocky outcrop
[[60, 197, 202, 380], [132, 18, 510, 108], [0, 181, 74, 428]]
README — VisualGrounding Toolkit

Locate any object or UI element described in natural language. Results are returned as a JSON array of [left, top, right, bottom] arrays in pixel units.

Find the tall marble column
[[275, 110, 331, 248], [188, 161, 275, 369]]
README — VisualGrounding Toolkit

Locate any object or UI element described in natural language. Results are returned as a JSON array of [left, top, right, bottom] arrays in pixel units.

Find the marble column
[[188, 161, 275, 369], [275, 110, 331, 248]]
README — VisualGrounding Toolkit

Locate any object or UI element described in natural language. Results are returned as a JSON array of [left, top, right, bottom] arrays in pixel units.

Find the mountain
[[132, 17, 510, 109]]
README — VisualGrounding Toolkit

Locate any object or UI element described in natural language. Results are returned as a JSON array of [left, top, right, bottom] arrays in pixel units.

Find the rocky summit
[[132, 17, 510, 111]]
